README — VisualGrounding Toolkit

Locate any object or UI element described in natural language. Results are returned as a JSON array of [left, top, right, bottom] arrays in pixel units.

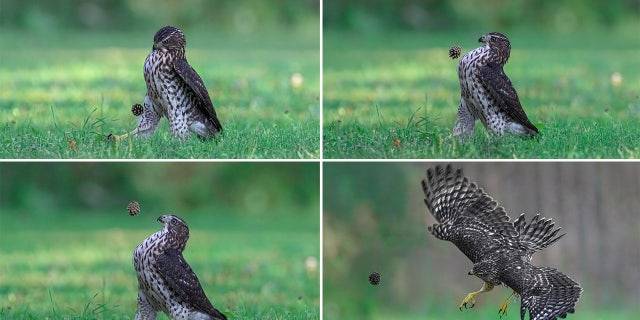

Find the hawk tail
[[514, 213, 564, 253], [520, 266, 582, 320]]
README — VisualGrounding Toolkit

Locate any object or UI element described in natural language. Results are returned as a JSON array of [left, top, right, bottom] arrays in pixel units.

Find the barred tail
[[520, 266, 582, 320]]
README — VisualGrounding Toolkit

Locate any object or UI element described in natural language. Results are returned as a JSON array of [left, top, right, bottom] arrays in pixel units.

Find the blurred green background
[[0, 162, 320, 319], [324, 0, 638, 32], [2, 0, 319, 32], [323, 162, 640, 319]]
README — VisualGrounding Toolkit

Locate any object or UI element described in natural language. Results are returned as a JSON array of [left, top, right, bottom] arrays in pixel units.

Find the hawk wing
[[505, 264, 582, 320], [423, 164, 519, 263], [513, 213, 565, 260], [156, 249, 227, 320], [479, 62, 539, 134], [173, 58, 223, 133]]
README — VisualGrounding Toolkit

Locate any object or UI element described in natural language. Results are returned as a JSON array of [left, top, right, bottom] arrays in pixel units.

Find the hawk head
[[479, 32, 511, 65], [152, 26, 186, 54], [158, 214, 190, 251]]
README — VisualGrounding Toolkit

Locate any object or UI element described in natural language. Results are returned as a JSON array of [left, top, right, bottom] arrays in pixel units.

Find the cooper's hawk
[[422, 164, 582, 320], [133, 214, 227, 320], [114, 26, 222, 140], [453, 32, 539, 138]]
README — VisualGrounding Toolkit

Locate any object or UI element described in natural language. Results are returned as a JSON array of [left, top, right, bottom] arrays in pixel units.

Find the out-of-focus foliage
[[0, 0, 319, 32], [324, 0, 639, 32], [0, 162, 319, 215]]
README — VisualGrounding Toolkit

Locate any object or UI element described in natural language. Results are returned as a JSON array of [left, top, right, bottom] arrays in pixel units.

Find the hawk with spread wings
[[112, 26, 222, 141], [133, 214, 227, 320], [422, 164, 582, 320], [453, 32, 538, 138]]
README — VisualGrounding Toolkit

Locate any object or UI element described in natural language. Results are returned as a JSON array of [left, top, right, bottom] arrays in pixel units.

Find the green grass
[[323, 28, 640, 159], [0, 28, 320, 159], [0, 211, 320, 319]]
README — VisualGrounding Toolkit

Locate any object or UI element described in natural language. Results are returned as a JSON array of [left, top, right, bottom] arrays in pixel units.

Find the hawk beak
[[157, 216, 164, 223], [478, 36, 484, 43]]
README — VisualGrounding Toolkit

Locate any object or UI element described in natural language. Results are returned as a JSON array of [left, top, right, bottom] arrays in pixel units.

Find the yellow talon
[[105, 132, 134, 142], [459, 282, 494, 311], [499, 291, 516, 317], [459, 292, 477, 310]]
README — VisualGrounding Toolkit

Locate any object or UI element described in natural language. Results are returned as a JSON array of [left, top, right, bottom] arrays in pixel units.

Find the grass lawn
[[0, 211, 320, 319], [0, 28, 320, 159], [323, 28, 640, 159]]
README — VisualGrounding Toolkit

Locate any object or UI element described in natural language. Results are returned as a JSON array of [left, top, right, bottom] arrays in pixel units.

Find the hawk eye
[[170, 219, 176, 225]]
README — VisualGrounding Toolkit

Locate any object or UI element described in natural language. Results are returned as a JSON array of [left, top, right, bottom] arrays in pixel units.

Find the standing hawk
[[133, 214, 227, 320], [453, 32, 539, 138], [422, 164, 582, 320], [113, 26, 222, 140]]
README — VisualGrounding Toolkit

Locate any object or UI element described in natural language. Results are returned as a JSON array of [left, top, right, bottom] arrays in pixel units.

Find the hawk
[[453, 32, 539, 138], [133, 214, 227, 320], [113, 26, 222, 140], [422, 164, 582, 320]]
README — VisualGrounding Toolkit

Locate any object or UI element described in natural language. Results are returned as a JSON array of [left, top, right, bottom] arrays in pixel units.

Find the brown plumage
[[112, 26, 222, 141], [453, 32, 538, 138], [133, 214, 227, 320]]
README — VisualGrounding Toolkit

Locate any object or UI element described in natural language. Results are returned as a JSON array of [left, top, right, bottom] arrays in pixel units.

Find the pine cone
[[127, 201, 141, 216], [369, 272, 381, 285], [131, 104, 143, 116], [449, 45, 462, 59]]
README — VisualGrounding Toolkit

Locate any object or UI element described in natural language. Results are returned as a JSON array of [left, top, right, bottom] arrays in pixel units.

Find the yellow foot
[[459, 292, 477, 310], [498, 299, 509, 317], [498, 292, 515, 318], [105, 133, 129, 141]]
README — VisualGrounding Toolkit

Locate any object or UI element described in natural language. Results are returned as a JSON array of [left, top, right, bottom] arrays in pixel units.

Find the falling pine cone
[[449, 45, 462, 59], [127, 201, 141, 216], [131, 104, 143, 116], [369, 272, 381, 285]]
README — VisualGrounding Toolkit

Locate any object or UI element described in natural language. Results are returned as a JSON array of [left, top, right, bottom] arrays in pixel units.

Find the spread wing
[[422, 164, 519, 263], [513, 213, 565, 260], [156, 249, 227, 320], [479, 62, 539, 134], [173, 58, 223, 132]]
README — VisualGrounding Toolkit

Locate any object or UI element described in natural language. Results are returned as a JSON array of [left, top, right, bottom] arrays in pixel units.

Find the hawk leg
[[453, 98, 476, 139], [498, 290, 516, 317], [460, 282, 494, 310], [107, 96, 161, 141], [135, 290, 158, 320]]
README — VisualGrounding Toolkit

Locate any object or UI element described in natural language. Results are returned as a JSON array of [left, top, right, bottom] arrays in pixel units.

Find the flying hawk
[[422, 164, 582, 320], [133, 214, 227, 320], [112, 26, 222, 141], [453, 32, 539, 138]]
